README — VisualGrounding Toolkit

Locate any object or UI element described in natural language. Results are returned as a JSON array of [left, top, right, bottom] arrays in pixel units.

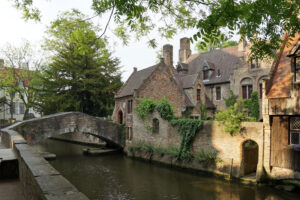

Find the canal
[[33, 139, 300, 200]]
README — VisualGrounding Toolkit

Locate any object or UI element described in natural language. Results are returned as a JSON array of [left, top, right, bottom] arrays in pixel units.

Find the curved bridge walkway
[[5, 112, 125, 148]]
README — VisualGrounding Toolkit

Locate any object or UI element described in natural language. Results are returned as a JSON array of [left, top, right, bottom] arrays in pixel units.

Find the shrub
[[135, 98, 156, 120], [156, 97, 174, 121], [244, 91, 259, 121], [216, 102, 246, 135]]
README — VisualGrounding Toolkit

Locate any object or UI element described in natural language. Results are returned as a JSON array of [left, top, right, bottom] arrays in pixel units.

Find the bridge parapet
[[2, 112, 125, 148]]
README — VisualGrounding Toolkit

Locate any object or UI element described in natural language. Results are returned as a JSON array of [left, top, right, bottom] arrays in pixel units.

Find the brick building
[[262, 33, 300, 179], [113, 37, 274, 125]]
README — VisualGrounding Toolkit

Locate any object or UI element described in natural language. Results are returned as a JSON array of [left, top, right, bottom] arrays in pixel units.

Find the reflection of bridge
[[9, 112, 125, 148]]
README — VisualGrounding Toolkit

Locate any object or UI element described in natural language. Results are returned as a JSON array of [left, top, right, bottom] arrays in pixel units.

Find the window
[[126, 127, 133, 140], [216, 69, 221, 77], [242, 85, 252, 99], [241, 78, 253, 99], [152, 118, 159, 134], [19, 103, 25, 115], [290, 117, 300, 144], [216, 86, 221, 100], [250, 59, 261, 69], [127, 99, 133, 113], [259, 83, 263, 99], [203, 66, 209, 80], [190, 115, 199, 119], [197, 89, 201, 101]]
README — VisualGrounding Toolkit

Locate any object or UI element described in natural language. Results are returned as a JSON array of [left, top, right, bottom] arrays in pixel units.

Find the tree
[[11, 0, 299, 59], [39, 10, 122, 117], [0, 41, 43, 120], [196, 37, 238, 52], [223, 90, 238, 108]]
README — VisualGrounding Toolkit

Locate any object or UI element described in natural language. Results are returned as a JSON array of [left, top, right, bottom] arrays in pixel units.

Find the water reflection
[[33, 139, 299, 200]]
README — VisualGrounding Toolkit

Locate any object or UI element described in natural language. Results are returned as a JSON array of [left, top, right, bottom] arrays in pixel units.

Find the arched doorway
[[117, 110, 123, 124], [242, 140, 258, 175]]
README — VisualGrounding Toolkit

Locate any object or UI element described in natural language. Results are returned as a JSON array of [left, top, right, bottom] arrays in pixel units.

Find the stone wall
[[129, 111, 263, 178], [205, 83, 231, 111], [112, 96, 133, 126], [0, 124, 89, 200], [52, 132, 105, 146]]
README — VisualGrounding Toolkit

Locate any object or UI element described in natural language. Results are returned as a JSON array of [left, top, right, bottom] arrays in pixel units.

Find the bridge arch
[[12, 112, 124, 148]]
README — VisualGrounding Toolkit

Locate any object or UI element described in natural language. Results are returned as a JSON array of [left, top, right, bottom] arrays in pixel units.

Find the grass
[[127, 140, 222, 163]]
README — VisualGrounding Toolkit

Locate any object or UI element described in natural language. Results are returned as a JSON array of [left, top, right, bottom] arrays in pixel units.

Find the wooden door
[[271, 116, 293, 169]]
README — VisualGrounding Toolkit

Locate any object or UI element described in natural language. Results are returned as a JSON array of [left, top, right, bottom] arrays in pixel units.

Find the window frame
[[290, 117, 300, 145], [216, 86, 221, 100], [196, 89, 201, 101], [152, 118, 159, 134], [242, 84, 253, 99], [127, 99, 133, 114]]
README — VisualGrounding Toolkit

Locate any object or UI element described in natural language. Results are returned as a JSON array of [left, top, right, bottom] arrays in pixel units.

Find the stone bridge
[[7, 112, 125, 148]]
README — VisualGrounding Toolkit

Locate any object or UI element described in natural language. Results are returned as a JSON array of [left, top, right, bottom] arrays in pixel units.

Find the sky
[[0, 0, 198, 81]]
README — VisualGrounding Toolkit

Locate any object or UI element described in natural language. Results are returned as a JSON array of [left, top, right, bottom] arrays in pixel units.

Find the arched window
[[152, 118, 159, 134], [241, 78, 253, 99]]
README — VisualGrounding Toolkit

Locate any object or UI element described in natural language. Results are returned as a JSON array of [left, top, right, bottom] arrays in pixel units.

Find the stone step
[[0, 149, 17, 162], [82, 148, 120, 155]]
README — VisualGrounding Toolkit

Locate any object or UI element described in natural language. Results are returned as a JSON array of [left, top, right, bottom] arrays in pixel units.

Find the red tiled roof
[[267, 34, 300, 99]]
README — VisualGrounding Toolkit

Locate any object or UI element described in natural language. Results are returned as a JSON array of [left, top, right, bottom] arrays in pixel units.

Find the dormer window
[[250, 59, 261, 69], [203, 66, 209, 80], [216, 69, 221, 77]]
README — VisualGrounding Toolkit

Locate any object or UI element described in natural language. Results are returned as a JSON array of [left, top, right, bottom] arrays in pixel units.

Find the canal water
[[33, 139, 300, 200]]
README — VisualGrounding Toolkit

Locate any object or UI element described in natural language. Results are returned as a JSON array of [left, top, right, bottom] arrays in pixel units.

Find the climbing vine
[[171, 119, 203, 159], [135, 98, 156, 120], [135, 97, 203, 159], [156, 97, 174, 121]]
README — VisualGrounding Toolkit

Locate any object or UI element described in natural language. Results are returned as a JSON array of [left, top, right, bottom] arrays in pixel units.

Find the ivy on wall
[[135, 97, 203, 159], [171, 119, 203, 159]]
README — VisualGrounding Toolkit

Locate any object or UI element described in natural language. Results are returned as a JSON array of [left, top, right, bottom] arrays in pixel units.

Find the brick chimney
[[163, 44, 173, 66], [179, 37, 191, 63], [238, 35, 247, 52]]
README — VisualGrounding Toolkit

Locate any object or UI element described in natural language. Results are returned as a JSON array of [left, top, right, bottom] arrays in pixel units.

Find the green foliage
[[128, 141, 180, 157], [192, 150, 220, 163], [0, 41, 43, 120], [156, 97, 174, 121], [135, 98, 156, 120], [128, 141, 221, 163], [144, 125, 153, 132], [199, 103, 207, 120], [182, 109, 192, 119], [244, 140, 258, 148], [244, 91, 260, 121], [196, 36, 238, 52], [135, 97, 203, 159], [223, 90, 238, 108], [217, 91, 260, 135], [12, 1, 300, 59], [216, 102, 246, 135], [39, 10, 122, 117], [171, 119, 203, 159]]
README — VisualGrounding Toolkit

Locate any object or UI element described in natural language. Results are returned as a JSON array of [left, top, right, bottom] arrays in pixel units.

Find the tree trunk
[[23, 108, 30, 120]]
